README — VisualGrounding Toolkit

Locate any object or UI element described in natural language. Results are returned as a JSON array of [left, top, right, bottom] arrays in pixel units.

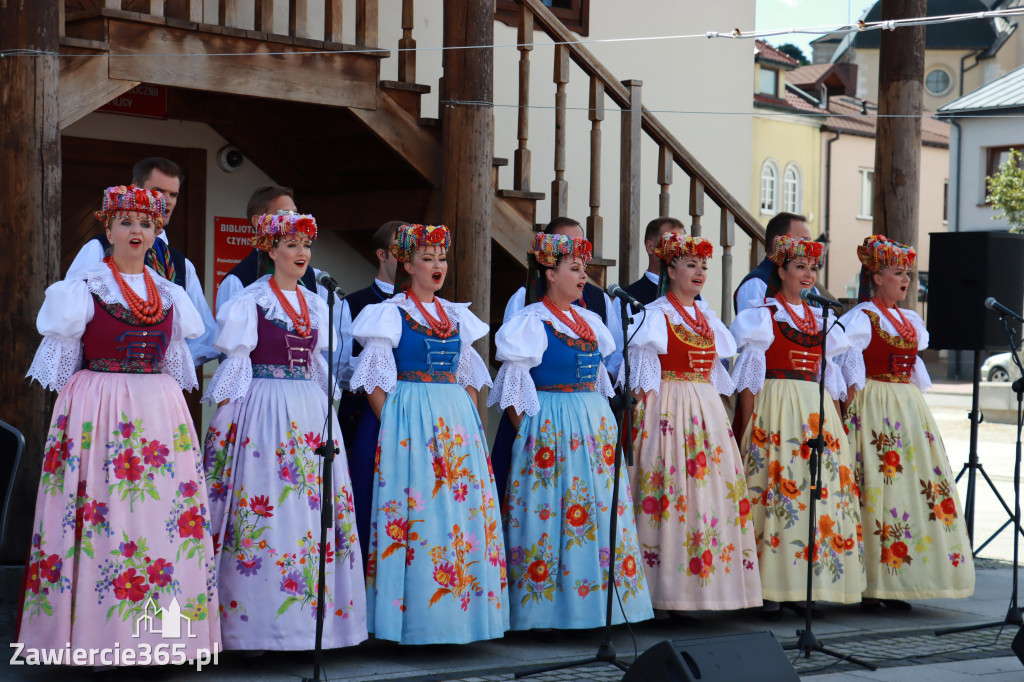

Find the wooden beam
[[587, 77, 604, 255], [658, 145, 672, 217], [324, 0, 344, 44], [254, 0, 274, 32], [688, 177, 704, 237], [59, 50, 139, 129], [166, 0, 204, 22], [0, 0, 61, 564], [218, 0, 239, 28], [551, 43, 569, 220], [105, 20, 380, 110], [356, 0, 378, 48], [398, 0, 416, 83], [289, 0, 309, 39], [442, 0, 494, 413], [349, 89, 442, 185], [619, 79, 642, 285], [720, 210, 735, 326], [513, 4, 533, 191]]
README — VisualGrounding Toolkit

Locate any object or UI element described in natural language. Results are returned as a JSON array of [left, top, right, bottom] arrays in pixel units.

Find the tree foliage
[[777, 43, 810, 66], [986, 148, 1024, 233]]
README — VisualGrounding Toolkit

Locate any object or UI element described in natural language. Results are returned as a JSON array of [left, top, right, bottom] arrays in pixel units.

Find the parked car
[[982, 351, 1022, 382]]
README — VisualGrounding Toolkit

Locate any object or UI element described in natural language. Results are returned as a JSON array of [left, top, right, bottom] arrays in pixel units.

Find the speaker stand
[[951, 352, 1024, 553]]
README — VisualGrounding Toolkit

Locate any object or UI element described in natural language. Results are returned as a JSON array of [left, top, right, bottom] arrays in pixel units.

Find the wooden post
[[658, 145, 672, 217], [551, 44, 569, 220], [289, 0, 309, 39], [873, 0, 925, 311], [442, 0, 493, 414], [254, 0, 274, 32], [513, 4, 533, 192], [356, 0, 379, 48], [689, 177, 704, 237], [619, 79, 642, 285], [398, 0, 416, 83], [167, 0, 204, 22], [720, 210, 736, 326], [0, 0, 61, 563], [324, 0, 344, 43], [219, 0, 239, 28], [587, 77, 604, 254]]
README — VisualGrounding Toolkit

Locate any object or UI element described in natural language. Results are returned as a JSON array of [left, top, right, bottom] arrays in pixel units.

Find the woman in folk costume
[[840, 235, 973, 609], [202, 212, 366, 651], [349, 224, 507, 644], [488, 233, 653, 630], [731, 235, 864, 617], [621, 233, 761, 615], [19, 186, 219, 660]]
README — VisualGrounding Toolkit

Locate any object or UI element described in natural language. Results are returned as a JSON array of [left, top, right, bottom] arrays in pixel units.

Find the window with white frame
[[760, 160, 779, 214], [759, 67, 779, 97], [783, 163, 802, 213], [858, 169, 874, 219]]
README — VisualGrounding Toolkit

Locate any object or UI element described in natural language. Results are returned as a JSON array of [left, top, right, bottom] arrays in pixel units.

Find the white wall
[[947, 115, 1024, 232]]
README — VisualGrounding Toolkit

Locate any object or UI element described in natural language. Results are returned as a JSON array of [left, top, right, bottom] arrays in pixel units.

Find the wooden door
[[61, 136, 208, 425]]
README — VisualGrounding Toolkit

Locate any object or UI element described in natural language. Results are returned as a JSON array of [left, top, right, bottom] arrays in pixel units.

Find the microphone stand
[[306, 282, 345, 682], [938, 312, 1024, 636], [783, 302, 876, 671], [515, 297, 639, 678]]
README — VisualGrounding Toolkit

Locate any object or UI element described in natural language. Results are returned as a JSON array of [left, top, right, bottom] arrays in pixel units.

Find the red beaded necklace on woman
[[542, 296, 597, 343], [870, 297, 918, 344], [269, 276, 312, 338], [105, 257, 163, 324], [666, 290, 713, 339], [407, 288, 456, 338], [776, 295, 819, 335]]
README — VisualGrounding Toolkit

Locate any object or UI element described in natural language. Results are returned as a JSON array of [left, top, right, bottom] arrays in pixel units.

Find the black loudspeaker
[[622, 632, 798, 682], [1012, 626, 1024, 666], [927, 231, 1024, 351]]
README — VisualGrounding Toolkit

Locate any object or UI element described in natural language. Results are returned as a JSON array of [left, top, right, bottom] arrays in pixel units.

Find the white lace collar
[[84, 263, 176, 311], [650, 296, 711, 326], [389, 292, 465, 326], [520, 301, 604, 340], [242, 276, 327, 331], [764, 296, 823, 328]]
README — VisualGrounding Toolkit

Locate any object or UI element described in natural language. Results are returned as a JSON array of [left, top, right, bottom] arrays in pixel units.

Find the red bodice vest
[[764, 307, 823, 382], [82, 295, 173, 374], [862, 310, 917, 383], [658, 319, 716, 383]]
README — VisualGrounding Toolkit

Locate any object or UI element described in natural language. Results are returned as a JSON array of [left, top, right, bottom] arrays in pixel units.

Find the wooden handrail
[[517, 0, 766, 248]]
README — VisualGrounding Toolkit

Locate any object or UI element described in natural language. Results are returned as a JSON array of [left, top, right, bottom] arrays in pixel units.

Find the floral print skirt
[[18, 370, 220, 661], [846, 379, 974, 599], [367, 380, 508, 644], [505, 390, 653, 630], [628, 380, 761, 610], [742, 378, 865, 603], [203, 377, 366, 650]]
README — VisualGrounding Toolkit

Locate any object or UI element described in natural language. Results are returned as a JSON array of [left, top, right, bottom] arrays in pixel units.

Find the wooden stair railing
[[510, 0, 766, 324]]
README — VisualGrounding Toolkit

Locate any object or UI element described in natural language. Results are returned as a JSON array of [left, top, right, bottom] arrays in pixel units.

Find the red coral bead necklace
[[105, 257, 162, 324], [269, 276, 312, 338], [542, 296, 596, 343]]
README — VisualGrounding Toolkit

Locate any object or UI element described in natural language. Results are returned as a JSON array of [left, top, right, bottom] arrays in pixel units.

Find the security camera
[[217, 145, 244, 172]]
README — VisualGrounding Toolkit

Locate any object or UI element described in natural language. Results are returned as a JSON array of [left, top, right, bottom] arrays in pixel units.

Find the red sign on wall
[[98, 84, 168, 119], [213, 217, 255, 310]]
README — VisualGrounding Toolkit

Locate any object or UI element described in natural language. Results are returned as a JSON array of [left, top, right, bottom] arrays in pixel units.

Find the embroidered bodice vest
[[658, 319, 716, 383], [394, 310, 461, 384], [863, 310, 916, 384], [530, 322, 602, 392], [764, 308, 823, 382], [82, 295, 173, 374], [250, 308, 318, 380]]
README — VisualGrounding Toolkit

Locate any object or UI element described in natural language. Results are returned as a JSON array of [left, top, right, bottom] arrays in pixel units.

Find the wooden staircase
[[56, 0, 766, 330]]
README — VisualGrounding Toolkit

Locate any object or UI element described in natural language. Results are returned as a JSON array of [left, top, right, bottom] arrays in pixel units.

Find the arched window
[[783, 163, 802, 213], [760, 160, 779, 215]]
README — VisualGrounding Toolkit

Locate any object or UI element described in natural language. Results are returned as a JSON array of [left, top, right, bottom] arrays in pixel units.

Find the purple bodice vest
[[249, 308, 318, 380], [82, 295, 173, 374]]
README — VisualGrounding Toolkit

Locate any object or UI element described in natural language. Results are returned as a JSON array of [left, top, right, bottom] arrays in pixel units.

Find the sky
[[755, 0, 878, 60]]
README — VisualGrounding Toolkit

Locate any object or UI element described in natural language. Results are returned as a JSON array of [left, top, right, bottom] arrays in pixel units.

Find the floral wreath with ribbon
[[391, 224, 451, 293], [856, 234, 917, 303], [654, 232, 713, 297], [94, 185, 167, 229], [525, 232, 594, 305], [765, 234, 824, 299]]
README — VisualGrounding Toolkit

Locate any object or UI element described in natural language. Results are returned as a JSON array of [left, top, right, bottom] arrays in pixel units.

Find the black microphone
[[607, 283, 645, 312], [985, 297, 1024, 323], [315, 270, 343, 294], [800, 288, 844, 311]]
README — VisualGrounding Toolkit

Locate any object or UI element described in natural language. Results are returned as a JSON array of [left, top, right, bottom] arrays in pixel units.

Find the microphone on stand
[[315, 270, 343, 294], [800, 288, 844, 312], [607, 283, 645, 313], [985, 297, 1024, 323]]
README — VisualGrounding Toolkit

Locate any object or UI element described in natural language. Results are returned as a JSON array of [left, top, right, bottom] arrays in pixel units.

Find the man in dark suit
[[624, 217, 686, 305]]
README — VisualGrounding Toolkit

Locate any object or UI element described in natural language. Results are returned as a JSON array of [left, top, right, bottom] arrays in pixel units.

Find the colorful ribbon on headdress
[[856, 234, 916, 302], [145, 239, 176, 284], [94, 185, 167, 229], [525, 233, 594, 304], [769, 234, 824, 267], [250, 212, 318, 252], [655, 233, 713, 297]]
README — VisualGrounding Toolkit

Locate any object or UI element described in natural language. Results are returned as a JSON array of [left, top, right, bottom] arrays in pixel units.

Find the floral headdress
[[94, 185, 167, 229], [769, 234, 824, 267], [392, 224, 451, 263], [857, 234, 916, 302], [766, 235, 824, 299], [524, 233, 594, 305], [250, 212, 318, 252], [655, 233, 713, 297]]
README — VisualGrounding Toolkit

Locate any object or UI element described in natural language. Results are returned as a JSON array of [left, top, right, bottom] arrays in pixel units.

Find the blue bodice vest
[[394, 310, 461, 384], [530, 322, 602, 392]]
